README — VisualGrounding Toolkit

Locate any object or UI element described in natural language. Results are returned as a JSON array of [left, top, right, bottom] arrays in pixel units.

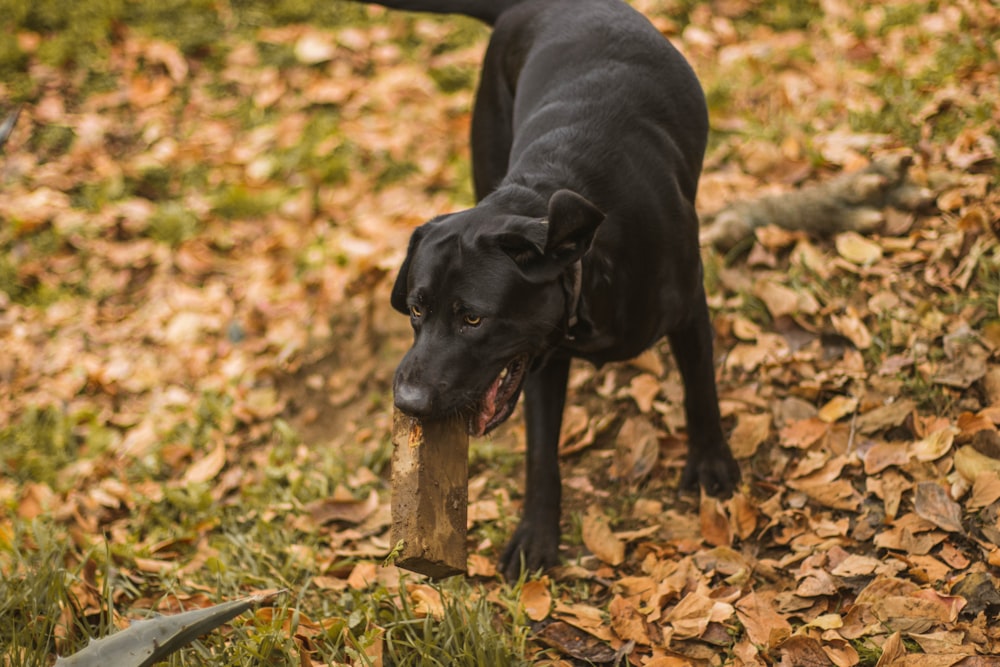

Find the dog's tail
[[351, 0, 528, 25]]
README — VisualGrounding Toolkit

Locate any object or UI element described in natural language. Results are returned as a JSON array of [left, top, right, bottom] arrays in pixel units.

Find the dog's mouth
[[469, 355, 529, 437]]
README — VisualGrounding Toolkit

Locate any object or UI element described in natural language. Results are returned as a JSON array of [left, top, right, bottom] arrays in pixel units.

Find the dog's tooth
[[499, 367, 509, 380]]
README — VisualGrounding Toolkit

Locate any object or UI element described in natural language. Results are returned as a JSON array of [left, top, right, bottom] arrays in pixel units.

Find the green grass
[[1, 400, 534, 665]]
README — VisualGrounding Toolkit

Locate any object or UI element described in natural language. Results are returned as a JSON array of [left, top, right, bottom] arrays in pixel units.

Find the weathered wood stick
[[390, 409, 469, 578]]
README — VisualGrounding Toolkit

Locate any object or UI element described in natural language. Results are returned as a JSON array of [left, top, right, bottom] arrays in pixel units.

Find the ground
[[1, 0, 999, 665]]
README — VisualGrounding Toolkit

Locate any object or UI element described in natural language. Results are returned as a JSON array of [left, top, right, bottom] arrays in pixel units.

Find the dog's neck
[[563, 260, 583, 334], [485, 183, 586, 338]]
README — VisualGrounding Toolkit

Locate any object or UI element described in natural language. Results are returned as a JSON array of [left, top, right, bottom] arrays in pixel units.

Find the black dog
[[366, 0, 741, 579]]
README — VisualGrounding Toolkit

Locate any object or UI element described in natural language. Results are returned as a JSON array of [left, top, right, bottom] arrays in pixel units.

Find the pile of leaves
[[1, 0, 999, 664]]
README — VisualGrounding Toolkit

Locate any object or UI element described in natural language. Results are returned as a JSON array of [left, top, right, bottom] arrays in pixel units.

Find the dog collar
[[564, 260, 582, 334]]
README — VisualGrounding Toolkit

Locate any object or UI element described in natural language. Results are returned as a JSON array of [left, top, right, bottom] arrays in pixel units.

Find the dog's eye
[[409, 305, 422, 318], [463, 314, 482, 326]]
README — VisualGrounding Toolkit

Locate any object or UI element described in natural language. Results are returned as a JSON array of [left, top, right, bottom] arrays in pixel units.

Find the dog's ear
[[494, 223, 548, 267], [391, 226, 426, 314], [544, 190, 604, 265], [494, 190, 603, 281]]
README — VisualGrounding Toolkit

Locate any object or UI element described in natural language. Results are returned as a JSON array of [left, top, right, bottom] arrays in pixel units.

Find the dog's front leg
[[499, 354, 570, 580], [670, 289, 741, 498]]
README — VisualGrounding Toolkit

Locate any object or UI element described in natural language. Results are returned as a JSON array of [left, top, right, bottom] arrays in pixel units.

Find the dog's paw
[[681, 449, 741, 499], [499, 520, 560, 582]]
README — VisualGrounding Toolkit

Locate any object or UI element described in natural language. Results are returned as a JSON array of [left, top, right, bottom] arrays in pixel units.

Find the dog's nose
[[394, 382, 433, 417]]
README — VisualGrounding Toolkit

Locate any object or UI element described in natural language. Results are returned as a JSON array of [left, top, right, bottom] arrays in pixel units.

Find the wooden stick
[[390, 409, 469, 578]]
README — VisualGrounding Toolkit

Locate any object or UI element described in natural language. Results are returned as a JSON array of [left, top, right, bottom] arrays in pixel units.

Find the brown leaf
[[535, 620, 617, 663], [608, 594, 651, 644], [875, 631, 906, 667], [954, 445, 1000, 482], [409, 584, 444, 619], [729, 412, 771, 459], [582, 505, 625, 566], [735, 591, 792, 647], [818, 395, 858, 423], [835, 231, 883, 266], [780, 417, 831, 449], [862, 441, 910, 474], [181, 438, 227, 485], [913, 482, 964, 533], [968, 472, 1000, 509], [754, 279, 819, 318], [910, 426, 959, 462], [727, 492, 759, 541], [775, 634, 837, 667], [700, 494, 733, 547], [665, 587, 733, 640], [306, 489, 379, 525], [559, 404, 595, 454], [831, 308, 872, 350], [520, 578, 552, 621], [613, 416, 659, 482], [628, 373, 661, 413]]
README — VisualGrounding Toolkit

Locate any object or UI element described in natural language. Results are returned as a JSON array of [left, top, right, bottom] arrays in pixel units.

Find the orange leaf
[[520, 579, 552, 622], [582, 505, 625, 566]]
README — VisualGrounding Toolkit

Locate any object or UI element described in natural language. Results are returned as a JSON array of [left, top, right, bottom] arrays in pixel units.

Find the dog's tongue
[[473, 372, 504, 436]]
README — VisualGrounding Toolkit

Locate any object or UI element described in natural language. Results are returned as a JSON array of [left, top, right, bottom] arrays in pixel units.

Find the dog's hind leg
[[668, 287, 741, 498], [470, 40, 515, 201], [499, 354, 570, 580]]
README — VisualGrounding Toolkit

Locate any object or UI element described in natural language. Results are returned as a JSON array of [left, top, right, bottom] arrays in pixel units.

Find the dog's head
[[391, 189, 604, 436]]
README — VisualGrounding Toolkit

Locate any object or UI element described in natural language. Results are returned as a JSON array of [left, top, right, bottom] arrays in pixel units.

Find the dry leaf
[[818, 395, 858, 423], [306, 490, 379, 525], [181, 439, 227, 485], [735, 591, 792, 647], [836, 231, 883, 265], [409, 584, 444, 620], [831, 309, 873, 349], [629, 373, 661, 413], [913, 482, 964, 533], [608, 594, 651, 644], [953, 445, 1000, 482], [700, 494, 732, 547], [582, 505, 625, 566], [911, 426, 959, 462], [613, 416, 659, 482], [520, 578, 552, 621], [729, 412, 771, 459]]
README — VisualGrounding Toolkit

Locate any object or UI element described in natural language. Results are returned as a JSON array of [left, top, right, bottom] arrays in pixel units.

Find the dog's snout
[[393, 381, 434, 417]]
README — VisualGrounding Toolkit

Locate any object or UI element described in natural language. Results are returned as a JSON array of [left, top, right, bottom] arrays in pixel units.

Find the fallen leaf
[[780, 418, 830, 449], [535, 620, 617, 663], [665, 587, 733, 640], [855, 399, 915, 434], [836, 230, 883, 265], [735, 591, 792, 647], [913, 482, 964, 533], [408, 584, 444, 620], [582, 505, 625, 566], [608, 594, 651, 644], [862, 441, 910, 474], [306, 489, 379, 525], [729, 412, 771, 459], [911, 426, 959, 462], [629, 373, 661, 413], [953, 445, 1000, 482], [181, 438, 227, 485], [613, 416, 659, 482], [818, 395, 858, 423], [831, 309, 872, 350], [968, 472, 1000, 508], [520, 578, 552, 621], [875, 631, 905, 667], [700, 494, 732, 547]]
